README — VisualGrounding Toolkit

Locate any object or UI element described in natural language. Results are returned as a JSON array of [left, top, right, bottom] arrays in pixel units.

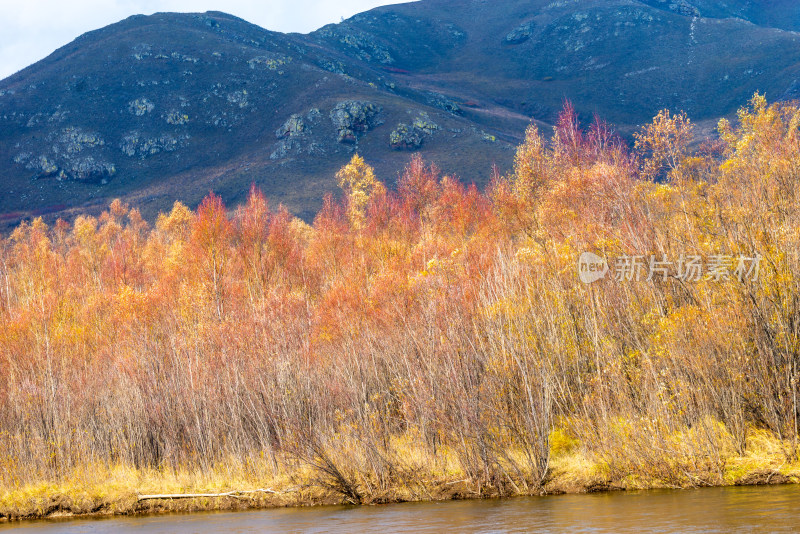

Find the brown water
[[2, 485, 799, 533]]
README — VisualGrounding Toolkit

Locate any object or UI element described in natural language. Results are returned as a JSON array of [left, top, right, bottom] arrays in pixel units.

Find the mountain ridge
[[1, 0, 800, 226]]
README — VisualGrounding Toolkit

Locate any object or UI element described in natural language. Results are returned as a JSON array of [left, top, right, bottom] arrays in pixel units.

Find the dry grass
[[1, 425, 798, 523]]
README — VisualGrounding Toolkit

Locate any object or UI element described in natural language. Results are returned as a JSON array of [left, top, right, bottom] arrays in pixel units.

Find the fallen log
[[137, 488, 280, 501]]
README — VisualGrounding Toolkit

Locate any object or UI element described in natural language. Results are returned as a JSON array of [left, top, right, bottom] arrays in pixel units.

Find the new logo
[[578, 252, 609, 284]]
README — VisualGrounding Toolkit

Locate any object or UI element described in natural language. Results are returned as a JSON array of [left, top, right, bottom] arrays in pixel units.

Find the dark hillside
[[1, 0, 799, 224]]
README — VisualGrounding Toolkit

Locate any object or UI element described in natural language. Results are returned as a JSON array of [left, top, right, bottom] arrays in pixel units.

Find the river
[[2, 485, 798, 533]]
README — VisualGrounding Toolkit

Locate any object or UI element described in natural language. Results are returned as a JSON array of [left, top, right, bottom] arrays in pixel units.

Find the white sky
[[0, 0, 405, 80]]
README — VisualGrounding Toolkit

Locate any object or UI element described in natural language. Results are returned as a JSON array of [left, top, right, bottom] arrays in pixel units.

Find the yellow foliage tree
[[336, 154, 385, 230], [156, 201, 193, 239], [634, 109, 694, 180], [513, 124, 549, 203]]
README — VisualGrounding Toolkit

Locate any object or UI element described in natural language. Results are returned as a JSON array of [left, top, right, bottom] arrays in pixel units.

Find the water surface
[[3, 484, 798, 533]]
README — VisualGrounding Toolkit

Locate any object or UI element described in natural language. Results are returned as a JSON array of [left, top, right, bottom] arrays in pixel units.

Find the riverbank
[[2, 429, 798, 523]]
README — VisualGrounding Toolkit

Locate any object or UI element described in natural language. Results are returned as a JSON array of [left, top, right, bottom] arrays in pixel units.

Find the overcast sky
[[0, 0, 405, 80]]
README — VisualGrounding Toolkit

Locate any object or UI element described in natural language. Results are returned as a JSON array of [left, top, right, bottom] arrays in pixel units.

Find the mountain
[[2, 0, 800, 225]]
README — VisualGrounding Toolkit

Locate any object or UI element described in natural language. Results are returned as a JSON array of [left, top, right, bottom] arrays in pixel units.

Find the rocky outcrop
[[390, 112, 439, 150], [411, 113, 439, 135], [276, 113, 307, 138], [165, 110, 189, 125], [427, 92, 462, 115], [120, 132, 189, 159], [13, 127, 115, 182], [247, 54, 290, 71], [271, 109, 324, 160], [670, 1, 700, 17], [14, 152, 115, 183], [504, 21, 535, 44], [330, 101, 382, 144], [316, 27, 394, 64], [128, 98, 155, 116], [390, 124, 424, 150]]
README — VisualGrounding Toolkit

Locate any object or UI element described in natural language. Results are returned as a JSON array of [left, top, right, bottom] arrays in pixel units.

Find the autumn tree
[[337, 154, 386, 230], [634, 109, 694, 180], [190, 192, 234, 320]]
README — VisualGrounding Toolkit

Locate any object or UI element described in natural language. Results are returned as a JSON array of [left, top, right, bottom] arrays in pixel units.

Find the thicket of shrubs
[[0, 94, 798, 502]]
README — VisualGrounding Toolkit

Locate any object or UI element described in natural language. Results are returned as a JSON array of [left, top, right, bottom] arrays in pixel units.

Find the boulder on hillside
[[330, 101, 382, 144], [504, 21, 535, 45]]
